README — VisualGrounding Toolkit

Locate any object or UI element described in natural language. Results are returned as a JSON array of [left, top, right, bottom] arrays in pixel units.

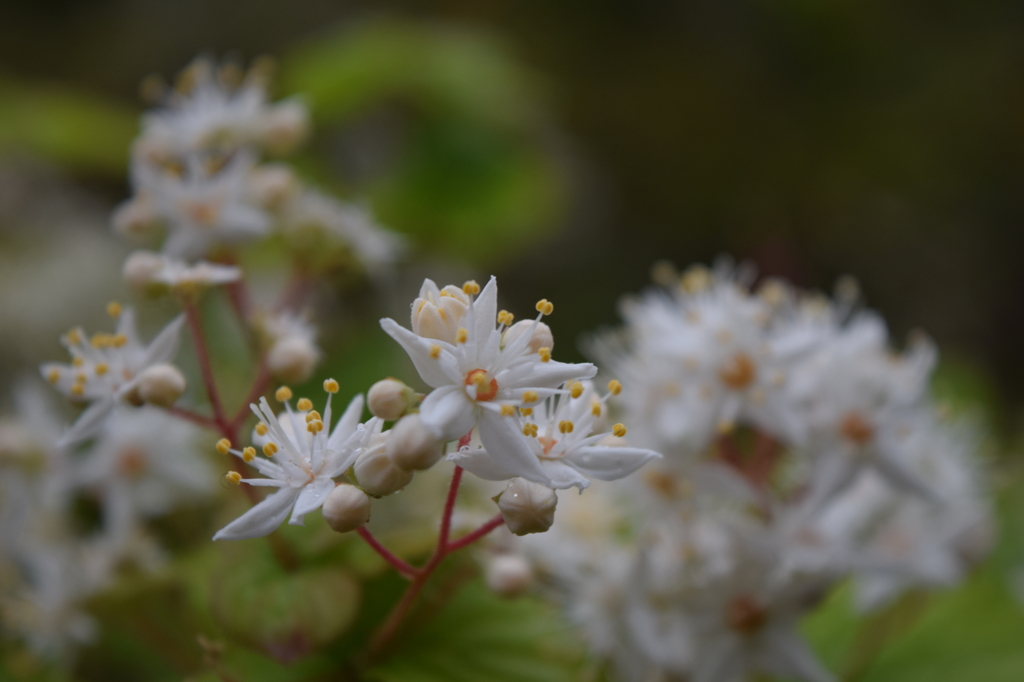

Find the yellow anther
[[94, 362, 109, 376], [296, 397, 313, 411], [70, 383, 85, 397], [72, 357, 84, 368], [75, 372, 87, 383], [255, 422, 268, 436], [263, 442, 279, 456], [275, 386, 293, 402], [91, 333, 109, 349], [456, 327, 468, 344], [47, 368, 60, 384], [497, 310, 515, 325], [306, 420, 324, 433], [66, 329, 82, 345], [106, 301, 123, 318], [535, 299, 554, 316], [216, 438, 232, 455], [242, 447, 256, 462], [558, 420, 575, 434], [324, 378, 340, 393], [305, 410, 321, 423], [225, 471, 242, 485], [522, 390, 539, 404], [462, 280, 481, 295], [538, 347, 551, 363], [113, 334, 128, 348], [591, 400, 602, 417], [520, 407, 533, 417], [430, 344, 442, 359], [612, 423, 627, 438], [607, 380, 623, 396], [569, 382, 584, 399], [523, 423, 539, 437], [500, 404, 516, 416]]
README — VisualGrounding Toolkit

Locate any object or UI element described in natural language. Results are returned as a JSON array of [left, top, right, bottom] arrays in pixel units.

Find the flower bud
[[411, 282, 470, 343], [267, 336, 320, 385], [122, 250, 167, 291], [387, 414, 443, 471], [485, 554, 534, 598], [258, 100, 309, 155], [321, 484, 371, 533], [353, 445, 413, 497], [368, 379, 416, 421], [248, 163, 300, 211], [496, 478, 557, 536], [503, 320, 554, 355], [135, 363, 187, 407]]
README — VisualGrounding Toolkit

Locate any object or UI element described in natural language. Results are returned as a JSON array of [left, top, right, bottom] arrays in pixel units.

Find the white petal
[[420, 385, 476, 443], [58, 398, 116, 447], [213, 486, 302, 540], [140, 315, 185, 367], [327, 394, 365, 451], [564, 446, 661, 482], [539, 460, 591, 490], [447, 448, 518, 481], [289, 478, 336, 525], [806, 454, 861, 512], [472, 276, 498, 345], [874, 450, 939, 503], [477, 409, 553, 486], [380, 318, 455, 389], [504, 360, 597, 389]]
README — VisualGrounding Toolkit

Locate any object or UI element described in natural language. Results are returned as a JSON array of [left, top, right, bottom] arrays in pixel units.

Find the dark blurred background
[[3, 0, 1024, 429]]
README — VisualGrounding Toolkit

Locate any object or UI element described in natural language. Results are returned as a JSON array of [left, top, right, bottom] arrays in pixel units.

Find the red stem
[[446, 514, 505, 552], [165, 405, 218, 430], [357, 527, 419, 579], [183, 300, 228, 430]]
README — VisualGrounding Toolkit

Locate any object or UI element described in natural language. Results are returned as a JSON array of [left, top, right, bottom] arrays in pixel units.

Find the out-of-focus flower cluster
[[502, 261, 994, 682]]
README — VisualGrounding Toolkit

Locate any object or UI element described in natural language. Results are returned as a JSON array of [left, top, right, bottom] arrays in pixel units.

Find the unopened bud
[[368, 379, 417, 421], [503, 320, 554, 355], [258, 100, 309, 155], [387, 414, 443, 471], [321, 484, 371, 533], [485, 554, 534, 598], [267, 336, 320, 384], [135, 363, 187, 407], [496, 478, 557, 536], [112, 196, 160, 238], [248, 163, 300, 211], [353, 446, 413, 497], [411, 282, 470, 344], [122, 250, 166, 291]]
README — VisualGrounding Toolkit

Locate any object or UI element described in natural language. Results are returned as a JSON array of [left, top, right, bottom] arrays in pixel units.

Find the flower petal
[[140, 315, 186, 367], [420, 385, 476, 443], [289, 478, 337, 526], [327, 393, 365, 451], [213, 486, 302, 540], [379, 318, 456, 389], [477, 409, 553, 486], [57, 398, 116, 448], [447, 448, 518, 481], [565, 446, 661, 482]]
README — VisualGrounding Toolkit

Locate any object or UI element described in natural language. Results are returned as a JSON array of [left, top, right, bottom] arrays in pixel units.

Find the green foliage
[[0, 76, 137, 176], [365, 581, 585, 682]]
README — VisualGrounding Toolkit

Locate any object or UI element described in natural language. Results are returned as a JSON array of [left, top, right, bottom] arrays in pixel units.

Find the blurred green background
[[3, 1, 1024, 680]]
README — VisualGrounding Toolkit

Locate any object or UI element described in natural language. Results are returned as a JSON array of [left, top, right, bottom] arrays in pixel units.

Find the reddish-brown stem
[[183, 300, 228, 430], [357, 527, 419, 579], [715, 433, 745, 471], [165, 405, 219, 430], [748, 432, 782, 487], [446, 514, 505, 552]]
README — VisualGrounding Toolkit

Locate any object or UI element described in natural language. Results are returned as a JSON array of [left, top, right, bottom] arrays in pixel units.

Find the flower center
[[840, 412, 874, 446], [117, 447, 148, 478], [725, 595, 767, 636], [536, 436, 558, 456], [718, 352, 756, 390], [464, 369, 499, 402]]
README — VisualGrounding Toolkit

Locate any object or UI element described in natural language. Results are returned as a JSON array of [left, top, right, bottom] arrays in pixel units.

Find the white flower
[[381, 277, 597, 486], [410, 279, 471, 344], [258, 312, 321, 384], [123, 250, 242, 292], [213, 385, 380, 540], [40, 307, 185, 447], [127, 152, 270, 260], [450, 380, 660, 490], [75, 407, 214, 531]]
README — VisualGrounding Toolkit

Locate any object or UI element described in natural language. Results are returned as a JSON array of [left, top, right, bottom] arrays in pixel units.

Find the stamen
[[47, 369, 60, 384], [242, 447, 256, 462], [216, 438, 232, 455], [558, 420, 574, 434], [462, 280, 481, 295], [612, 423, 627, 437], [72, 357, 84, 368], [275, 386, 293, 402], [95, 363, 109, 376], [263, 442, 279, 456], [498, 310, 514, 325], [538, 347, 551, 363], [113, 334, 128, 348], [225, 471, 242, 485], [307, 420, 324, 433], [535, 299, 554, 316], [296, 397, 313, 411], [456, 328, 468, 344], [607, 380, 623, 396], [305, 410, 322, 423], [70, 383, 85, 396], [66, 329, 82, 345], [591, 400, 602, 417], [520, 407, 533, 416], [430, 344, 441, 359], [324, 378, 340, 393], [522, 390, 539, 404], [500, 404, 515, 416], [523, 423, 539, 437], [106, 301, 123, 318], [569, 382, 584, 399], [255, 422, 268, 436]]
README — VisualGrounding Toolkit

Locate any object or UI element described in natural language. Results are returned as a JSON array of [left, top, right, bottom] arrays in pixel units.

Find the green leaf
[[365, 580, 584, 682], [0, 75, 137, 176]]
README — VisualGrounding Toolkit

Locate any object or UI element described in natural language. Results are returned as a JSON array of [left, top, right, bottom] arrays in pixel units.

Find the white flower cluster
[[511, 261, 993, 682], [212, 277, 662, 541], [0, 384, 213, 658]]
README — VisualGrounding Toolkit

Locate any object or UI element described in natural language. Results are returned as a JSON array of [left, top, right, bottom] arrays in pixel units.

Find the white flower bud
[[368, 379, 416, 421], [321, 484, 371, 533], [112, 196, 160, 239], [248, 163, 300, 211], [258, 100, 309, 155], [485, 554, 534, 598], [135, 363, 187, 407], [503, 320, 554, 355], [122, 250, 166, 291], [496, 478, 557, 536], [411, 282, 470, 344], [387, 414, 443, 471], [353, 445, 413, 497], [267, 336, 320, 384]]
